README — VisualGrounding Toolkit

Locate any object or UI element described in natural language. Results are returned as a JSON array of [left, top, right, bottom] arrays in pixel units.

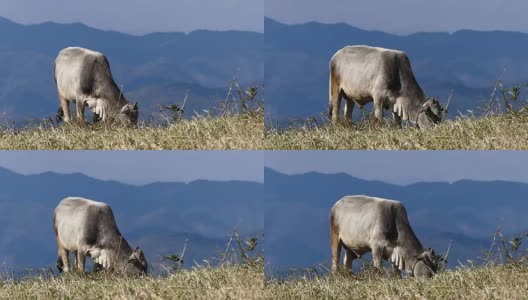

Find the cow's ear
[[133, 102, 138, 111], [419, 101, 430, 113]]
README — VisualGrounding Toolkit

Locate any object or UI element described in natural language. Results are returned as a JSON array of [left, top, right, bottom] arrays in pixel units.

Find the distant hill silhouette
[[0, 167, 263, 272], [0, 16, 263, 122], [264, 168, 528, 275], [265, 18, 528, 125]]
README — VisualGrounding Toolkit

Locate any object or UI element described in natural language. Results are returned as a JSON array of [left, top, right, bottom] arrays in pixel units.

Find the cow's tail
[[328, 62, 339, 121], [53, 210, 64, 273], [330, 208, 342, 272], [329, 71, 333, 120]]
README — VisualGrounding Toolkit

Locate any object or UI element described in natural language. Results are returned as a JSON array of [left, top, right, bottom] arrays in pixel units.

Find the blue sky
[[266, 0, 528, 34], [265, 151, 528, 185], [0, 151, 264, 185], [0, 0, 263, 34]]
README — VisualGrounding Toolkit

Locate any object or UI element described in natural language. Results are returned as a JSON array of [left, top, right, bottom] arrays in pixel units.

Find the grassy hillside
[[265, 113, 528, 150], [0, 264, 264, 300], [265, 265, 528, 299], [0, 112, 263, 150]]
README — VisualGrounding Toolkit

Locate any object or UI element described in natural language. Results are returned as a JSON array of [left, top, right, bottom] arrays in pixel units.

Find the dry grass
[[0, 264, 264, 300], [0, 112, 263, 150], [265, 264, 528, 299], [265, 113, 528, 150]]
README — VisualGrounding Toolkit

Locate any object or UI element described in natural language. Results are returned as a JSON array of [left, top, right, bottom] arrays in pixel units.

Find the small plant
[[481, 229, 528, 267], [218, 230, 264, 267], [483, 81, 528, 116], [163, 239, 187, 273], [158, 90, 189, 124], [218, 80, 263, 117]]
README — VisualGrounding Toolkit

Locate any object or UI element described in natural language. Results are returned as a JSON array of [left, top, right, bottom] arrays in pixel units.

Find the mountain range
[[264, 168, 528, 276], [0, 167, 263, 273], [0, 16, 263, 123], [265, 18, 528, 125]]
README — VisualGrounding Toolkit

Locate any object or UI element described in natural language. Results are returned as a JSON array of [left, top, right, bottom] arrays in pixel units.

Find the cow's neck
[[112, 235, 133, 268], [395, 85, 426, 122], [391, 245, 424, 273], [100, 84, 129, 111], [392, 223, 424, 272]]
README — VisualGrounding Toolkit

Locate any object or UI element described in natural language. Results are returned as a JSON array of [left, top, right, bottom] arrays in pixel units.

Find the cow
[[329, 45, 444, 128], [330, 195, 438, 278], [53, 197, 148, 275], [54, 47, 138, 126]]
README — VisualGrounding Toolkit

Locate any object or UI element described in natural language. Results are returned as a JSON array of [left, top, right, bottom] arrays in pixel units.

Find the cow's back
[[330, 195, 404, 247], [330, 45, 412, 98], [54, 197, 116, 250], [54, 47, 106, 100]]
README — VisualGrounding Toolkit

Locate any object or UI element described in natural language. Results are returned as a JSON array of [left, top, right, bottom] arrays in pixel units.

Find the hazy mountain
[[264, 168, 528, 276], [0, 167, 263, 272], [0, 16, 263, 122], [265, 18, 528, 125]]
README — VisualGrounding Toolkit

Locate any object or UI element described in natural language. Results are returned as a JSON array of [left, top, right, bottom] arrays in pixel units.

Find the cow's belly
[[339, 231, 371, 253]]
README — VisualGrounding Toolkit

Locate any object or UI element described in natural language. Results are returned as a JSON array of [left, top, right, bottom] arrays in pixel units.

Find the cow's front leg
[[93, 262, 104, 273], [75, 97, 87, 121], [390, 263, 402, 278], [392, 111, 402, 128], [373, 98, 384, 123], [372, 246, 384, 270], [76, 251, 87, 272], [343, 249, 356, 272]]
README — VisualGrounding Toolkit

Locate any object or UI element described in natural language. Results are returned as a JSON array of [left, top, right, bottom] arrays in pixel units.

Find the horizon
[[0, 151, 264, 185], [0, 0, 263, 34], [265, 166, 528, 186], [266, 0, 528, 35], [265, 151, 528, 185], [0, 15, 264, 35], [0, 165, 264, 186], [5, 15, 528, 36], [265, 17, 528, 35]]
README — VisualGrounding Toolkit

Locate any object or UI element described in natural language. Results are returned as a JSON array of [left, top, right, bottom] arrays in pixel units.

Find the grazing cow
[[53, 197, 147, 275], [330, 195, 437, 278], [54, 47, 138, 126], [329, 45, 444, 128]]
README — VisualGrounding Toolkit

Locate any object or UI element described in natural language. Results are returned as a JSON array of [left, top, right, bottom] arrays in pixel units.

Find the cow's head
[[413, 248, 438, 278], [125, 247, 148, 275], [416, 97, 445, 129], [116, 102, 139, 127]]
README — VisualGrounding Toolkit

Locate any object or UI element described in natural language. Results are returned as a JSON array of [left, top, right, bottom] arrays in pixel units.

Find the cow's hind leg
[[343, 248, 357, 272], [344, 96, 355, 123], [58, 247, 70, 273], [58, 92, 71, 123]]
